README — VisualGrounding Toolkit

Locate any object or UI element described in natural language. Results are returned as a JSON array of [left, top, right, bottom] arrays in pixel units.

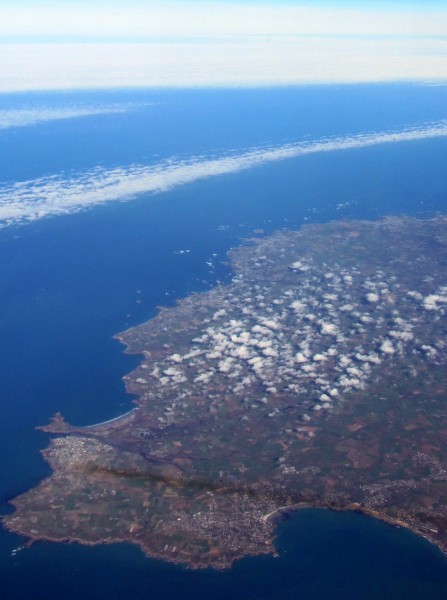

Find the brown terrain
[[3, 215, 447, 568]]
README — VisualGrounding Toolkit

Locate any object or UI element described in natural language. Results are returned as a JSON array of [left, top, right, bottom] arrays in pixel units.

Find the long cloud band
[[0, 121, 446, 228]]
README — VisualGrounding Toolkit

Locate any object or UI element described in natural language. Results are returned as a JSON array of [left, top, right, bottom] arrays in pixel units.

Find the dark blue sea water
[[1, 84, 447, 599]]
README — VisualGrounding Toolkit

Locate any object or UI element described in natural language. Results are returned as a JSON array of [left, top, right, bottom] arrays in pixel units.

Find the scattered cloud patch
[[423, 292, 447, 311], [380, 339, 395, 355], [365, 292, 380, 303]]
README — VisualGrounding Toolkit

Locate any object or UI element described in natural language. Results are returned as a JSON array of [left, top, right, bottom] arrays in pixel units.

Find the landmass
[[3, 215, 447, 568]]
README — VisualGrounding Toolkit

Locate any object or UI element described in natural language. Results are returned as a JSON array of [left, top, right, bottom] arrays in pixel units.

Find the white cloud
[[169, 353, 183, 363], [233, 345, 251, 360], [2, 3, 447, 90], [423, 293, 447, 310], [0, 105, 137, 130], [218, 357, 234, 373], [295, 352, 308, 364], [1, 37, 447, 92], [365, 292, 380, 303], [291, 300, 306, 312], [320, 322, 338, 335], [1, 121, 447, 228], [163, 366, 181, 377], [380, 339, 395, 355]]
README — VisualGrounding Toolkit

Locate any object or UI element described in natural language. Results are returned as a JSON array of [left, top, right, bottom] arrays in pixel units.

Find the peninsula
[[3, 215, 447, 568]]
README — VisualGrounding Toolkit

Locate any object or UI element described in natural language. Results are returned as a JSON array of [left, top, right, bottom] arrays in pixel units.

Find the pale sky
[[1, 1, 447, 90], [2, 1, 447, 39]]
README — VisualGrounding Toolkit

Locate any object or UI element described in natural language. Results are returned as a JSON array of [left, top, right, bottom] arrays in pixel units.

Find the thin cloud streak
[[0, 104, 143, 130], [1, 121, 446, 228]]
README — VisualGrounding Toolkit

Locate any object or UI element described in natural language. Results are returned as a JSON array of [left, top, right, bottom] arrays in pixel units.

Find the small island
[[3, 215, 447, 568]]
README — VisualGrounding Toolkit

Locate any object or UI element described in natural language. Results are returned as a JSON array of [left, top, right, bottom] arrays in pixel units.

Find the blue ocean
[[1, 84, 447, 599]]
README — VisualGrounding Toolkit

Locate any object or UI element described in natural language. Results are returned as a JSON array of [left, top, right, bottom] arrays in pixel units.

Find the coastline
[[5, 498, 447, 570], [3, 216, 447, 570], [81, 407, 139, 430], [262, 502, 447, 561]]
